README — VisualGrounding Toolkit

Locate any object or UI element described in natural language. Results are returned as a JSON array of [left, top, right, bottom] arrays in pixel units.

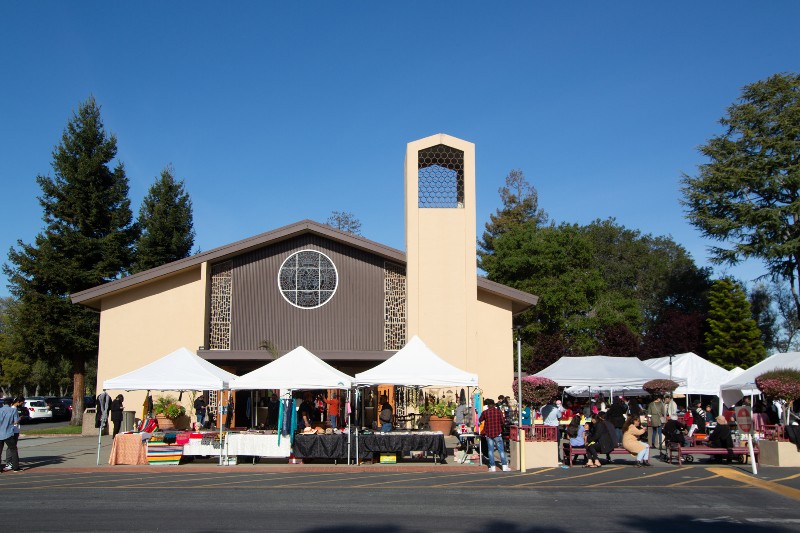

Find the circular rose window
[[278, 250, 338, 309]]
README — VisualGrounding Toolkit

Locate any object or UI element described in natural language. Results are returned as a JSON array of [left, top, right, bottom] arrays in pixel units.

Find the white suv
[[24, 399, 53, 421]]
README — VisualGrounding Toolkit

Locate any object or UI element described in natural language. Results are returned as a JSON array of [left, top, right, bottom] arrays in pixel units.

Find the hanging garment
[[96, 392, 111, 429]]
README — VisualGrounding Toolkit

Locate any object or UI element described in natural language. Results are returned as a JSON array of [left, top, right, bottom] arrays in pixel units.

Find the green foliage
[[132, 165, 195, 273], [749, 283, 778, 353], [705, 278, 766, 369], [482, 215, 711, 371], [2, 97, 136, 421], [325, 211, 362, 236], [478, 169, 548, 270], [682, 72, 800, 320], [153, 396, 186, 419], [419, 398, 456, 418]]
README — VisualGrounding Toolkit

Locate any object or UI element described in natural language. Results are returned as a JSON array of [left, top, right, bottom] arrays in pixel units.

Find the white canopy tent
[[535, 356, 685, 396], [729, 367, 745, 379], [354, 335, 478, 387], [101, 347, 237, 466], [720, 351, 800, 407], [229, 346, 354, 390], [103, 347, 237, 391], [642, 352, 731, 396]]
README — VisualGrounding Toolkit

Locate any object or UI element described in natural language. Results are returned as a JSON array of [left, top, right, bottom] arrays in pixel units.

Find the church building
[[72, 134, 538, 420]]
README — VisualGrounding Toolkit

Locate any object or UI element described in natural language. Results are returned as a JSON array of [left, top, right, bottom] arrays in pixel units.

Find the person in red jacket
[[479, 399, 511, 472]]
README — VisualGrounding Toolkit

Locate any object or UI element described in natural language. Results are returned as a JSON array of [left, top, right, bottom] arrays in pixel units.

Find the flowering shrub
[[756, 369, 800, 403], [512, 376, 559, 408], [642, 379, 679, 395]]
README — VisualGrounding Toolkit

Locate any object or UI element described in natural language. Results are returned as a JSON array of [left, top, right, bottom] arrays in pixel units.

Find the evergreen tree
[[705, 278, 766, 369], [478, 169, 548, 270], [3, 97, 137, 423], [682, 73, 800, 321], [749, 283, 778, 353], [132, 165, 195, 273]]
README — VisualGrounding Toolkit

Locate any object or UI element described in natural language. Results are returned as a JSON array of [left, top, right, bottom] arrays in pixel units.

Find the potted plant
[[153, 395, 189, 430], [513, 376, 560, 435], [420, 397, 456, 434]]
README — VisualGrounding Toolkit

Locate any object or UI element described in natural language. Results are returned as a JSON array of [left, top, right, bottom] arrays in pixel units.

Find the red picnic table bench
[[667, 441, 759, 466], [566, 443, 633, 466]]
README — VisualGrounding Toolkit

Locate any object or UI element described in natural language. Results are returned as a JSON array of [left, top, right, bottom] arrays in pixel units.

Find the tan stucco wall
[[96, 264, 208, 418], [476, 289, 514, 400], [405, 134, 478, 372]]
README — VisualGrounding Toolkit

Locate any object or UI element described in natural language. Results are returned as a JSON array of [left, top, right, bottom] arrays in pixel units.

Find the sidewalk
[[13, 433, 486, 473]]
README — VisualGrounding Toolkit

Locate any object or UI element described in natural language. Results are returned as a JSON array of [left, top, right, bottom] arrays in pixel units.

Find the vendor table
[[108, 433, 148, 465], [293, 434, 356, 461], [226, 432, 291, 458], [357, 431, 448, 463], [182, 433, 224, 456]]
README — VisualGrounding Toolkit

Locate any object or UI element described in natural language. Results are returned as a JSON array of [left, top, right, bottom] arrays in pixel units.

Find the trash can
[[122, 410, 136, 432]]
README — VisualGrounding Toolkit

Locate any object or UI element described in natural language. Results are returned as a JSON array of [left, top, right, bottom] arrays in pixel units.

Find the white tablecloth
[[226, 433, 291, 458], [182, 435, 224, 456]]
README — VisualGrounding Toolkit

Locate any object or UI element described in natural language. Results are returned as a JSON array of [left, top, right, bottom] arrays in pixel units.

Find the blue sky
[[1, 2, 798, 298]]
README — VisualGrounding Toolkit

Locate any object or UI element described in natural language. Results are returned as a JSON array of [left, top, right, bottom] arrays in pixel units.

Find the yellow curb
[[708, 467, 800, 502]]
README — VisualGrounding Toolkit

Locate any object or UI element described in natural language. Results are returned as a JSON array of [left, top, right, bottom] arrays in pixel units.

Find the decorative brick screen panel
[[384, 262, 406, 351], [209, 261, 233, 350]]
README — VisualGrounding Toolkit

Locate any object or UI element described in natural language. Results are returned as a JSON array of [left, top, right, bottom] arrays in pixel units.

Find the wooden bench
[[566, 444, 633, 466], [667, 444, 759, 466]]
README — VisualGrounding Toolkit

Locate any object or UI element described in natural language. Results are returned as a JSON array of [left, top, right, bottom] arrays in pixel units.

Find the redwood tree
[[3, 97, 137, 424]]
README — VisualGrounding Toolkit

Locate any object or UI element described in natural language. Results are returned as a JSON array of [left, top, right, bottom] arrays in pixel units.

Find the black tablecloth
[[357, 432, 447, 463], [293, 434, 355, 459], [292, 432, 448, 463]]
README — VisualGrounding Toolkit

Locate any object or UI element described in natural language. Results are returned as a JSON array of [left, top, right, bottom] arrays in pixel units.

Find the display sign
[[736, 406, 752, 433]]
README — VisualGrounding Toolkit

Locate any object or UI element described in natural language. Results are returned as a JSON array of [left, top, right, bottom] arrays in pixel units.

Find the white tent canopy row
[[641, 352, 734, 396], [720, 351, 800, 407], [535, 355, 685, 391], [229, 346, 354, 390], [354, 335, 478, 387]]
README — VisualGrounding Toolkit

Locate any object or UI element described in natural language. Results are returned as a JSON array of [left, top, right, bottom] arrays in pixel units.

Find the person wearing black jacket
[[110, 394, 124, 437], [707, 415, 734, 463], [585, 413, 615, 467], [607, 398, 628, 445]]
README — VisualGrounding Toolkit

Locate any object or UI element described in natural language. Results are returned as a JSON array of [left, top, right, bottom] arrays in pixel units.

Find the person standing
[[378, 395, 393, 433], [325, 392, 340, 429], [646, 397, 666, 450], [479, 399, 511, 472], [0, 397, 21, 472], [110, 394, 124, 437], [693, 400, 706, 434], [607, 397, 628, 446], [194, 395, 207, 428], [297, 392, 315, 429], [3, 397, 24, 472]]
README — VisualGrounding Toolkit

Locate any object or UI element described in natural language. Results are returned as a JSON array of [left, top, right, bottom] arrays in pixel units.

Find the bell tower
[[404, 134, 477, 371]]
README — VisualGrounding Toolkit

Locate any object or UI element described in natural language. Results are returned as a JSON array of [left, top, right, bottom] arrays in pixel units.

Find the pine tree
[[3, 97, 137, 423], [705, 278, 766, 369], [478, 169, 548, 270], [132, 165, 195, 273]]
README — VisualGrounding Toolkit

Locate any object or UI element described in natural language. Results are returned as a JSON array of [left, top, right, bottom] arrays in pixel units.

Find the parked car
[[44, 397, 68, 420], [84, 396, 96, 409], [60, 398, 73, 418], [24, 399, 53, 421]]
